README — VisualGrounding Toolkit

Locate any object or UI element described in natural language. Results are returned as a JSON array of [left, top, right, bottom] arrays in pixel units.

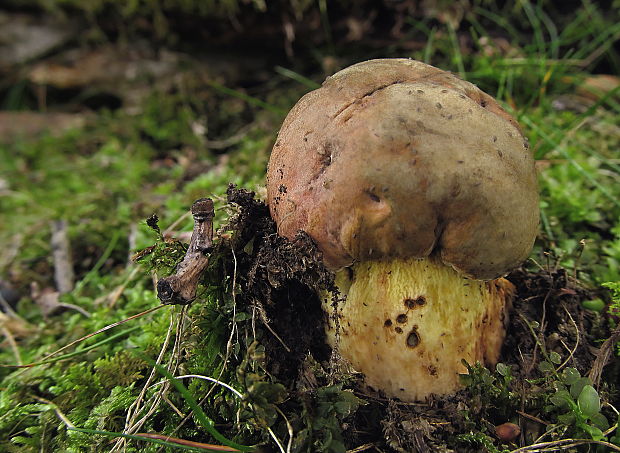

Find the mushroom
[[266, 59, 538, 401]]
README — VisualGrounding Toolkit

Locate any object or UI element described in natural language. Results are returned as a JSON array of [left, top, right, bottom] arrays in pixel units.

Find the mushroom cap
[[267, 59, 539, 280]]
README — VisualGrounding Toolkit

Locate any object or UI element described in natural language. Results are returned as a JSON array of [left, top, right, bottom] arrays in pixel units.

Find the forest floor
[[1, 1, 620, 452]]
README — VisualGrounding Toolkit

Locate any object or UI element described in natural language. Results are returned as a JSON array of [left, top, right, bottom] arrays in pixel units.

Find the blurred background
[[1, 1, 620, 452], [1, 0, 619, 289]]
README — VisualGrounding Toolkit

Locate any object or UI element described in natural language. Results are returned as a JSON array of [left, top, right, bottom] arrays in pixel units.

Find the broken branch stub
[[157, 198, 214, 305]]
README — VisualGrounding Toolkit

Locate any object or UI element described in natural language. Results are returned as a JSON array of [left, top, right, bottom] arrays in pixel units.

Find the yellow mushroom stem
[[322, 257, 515, 401]]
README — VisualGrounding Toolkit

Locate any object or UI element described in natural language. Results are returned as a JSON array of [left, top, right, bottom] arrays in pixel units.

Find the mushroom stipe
[[323, 257, 514, 401]]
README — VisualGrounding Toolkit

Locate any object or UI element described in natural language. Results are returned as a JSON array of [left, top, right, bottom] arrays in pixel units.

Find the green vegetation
[[1, 0, 620, 451]]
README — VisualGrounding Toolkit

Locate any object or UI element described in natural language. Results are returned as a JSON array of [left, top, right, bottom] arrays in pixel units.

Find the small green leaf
[[233, 311, 251, 322], [543, 404, 556, 413], [582, 298, 606, 312], [496, 363, 510, 376], [538, 361, 555, 374], [549, 351, 562, 364], [590, 413, 609, 430], [329, 439, 346, 453], [562, 367, 581, 385], [577, 385, 600, 417], [550, 390, 572, 408], [581, 423, 604, 441], [570, 377, 592, 399], [557, 412, 576, 425]]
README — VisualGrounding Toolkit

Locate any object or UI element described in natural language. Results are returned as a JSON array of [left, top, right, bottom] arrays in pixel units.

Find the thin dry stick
[[127, 223, 138, 268], [257, 309, 291, 353], [112, 308, 178, 452], [35, 396, 240, 452], [160, 393, 185, 418], [533, 425, 564, 445], [274, 406, 294, 453], [152, 375, 244, 399], [205, 123, 254, 150], [347, 444, 377, 453], [603, 403, 619, 437], [556, 304, 579, 372], [51, 219, 75, 294], [127, 306, 184, 435], [267, 426, 286, 453], [589, 323, 620, 388], [133, 434, 240, 452], [213, 246, 239, 400], [516, 410, 549, 426], [510, 438, 620, 452], [33, 396, 75, 428], [1, 326, 22, 365], [107, 267, 141, 308], [163, 210, 192, 236]]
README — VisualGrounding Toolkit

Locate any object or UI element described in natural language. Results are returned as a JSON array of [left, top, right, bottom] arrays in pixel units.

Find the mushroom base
[[322, 257, 514, 401]]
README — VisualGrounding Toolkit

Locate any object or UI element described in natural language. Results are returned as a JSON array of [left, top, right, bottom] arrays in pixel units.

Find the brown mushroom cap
[[267, 59, 538, 280]]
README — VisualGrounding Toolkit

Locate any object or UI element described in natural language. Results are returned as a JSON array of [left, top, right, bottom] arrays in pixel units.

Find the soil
[[220, 185, 612, 452]]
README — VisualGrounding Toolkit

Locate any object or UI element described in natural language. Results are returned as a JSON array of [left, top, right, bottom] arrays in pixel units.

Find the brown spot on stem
[[406, 329, 420, 348], [404, 296, 426, 309]]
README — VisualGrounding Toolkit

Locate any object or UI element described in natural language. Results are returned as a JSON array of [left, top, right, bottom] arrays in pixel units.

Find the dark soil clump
[[224, 185, 336, 385], [217, 186, 612, 452], [504, 268, 597, 378]]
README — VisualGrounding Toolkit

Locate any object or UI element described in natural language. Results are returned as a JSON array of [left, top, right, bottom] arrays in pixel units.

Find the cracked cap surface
[[266, 59, 539, 280]]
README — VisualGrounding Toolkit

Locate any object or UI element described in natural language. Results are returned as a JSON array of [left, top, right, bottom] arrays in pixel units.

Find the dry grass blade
[[113, 306, 180, 451], [588, 323, 620, 388], [516, 410, 549, 426], [155, 245, 243, 449], [510, 438, 620, 452], [1, 325, 22, 365], [51, 219, 74, 294], [0, 304, 166, 368], [556, 304, 579, 372], [135, 433, 241, 451], [152, 374, 243, 399], [35, 396, 238, 451], [347, 444, 377, 453]]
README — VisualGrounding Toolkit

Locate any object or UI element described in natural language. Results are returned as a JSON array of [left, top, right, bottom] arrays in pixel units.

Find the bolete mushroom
[[266, 59, 538, 401]]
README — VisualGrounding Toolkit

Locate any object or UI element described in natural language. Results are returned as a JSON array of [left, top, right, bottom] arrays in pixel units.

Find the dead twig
[[1, 324, 22, 365], [588, 323, 620, 388], [556, 304, 579, 372], [51, 219, 74, 294], [157, 198, 214, 305], [516, 410, 549, 426]]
